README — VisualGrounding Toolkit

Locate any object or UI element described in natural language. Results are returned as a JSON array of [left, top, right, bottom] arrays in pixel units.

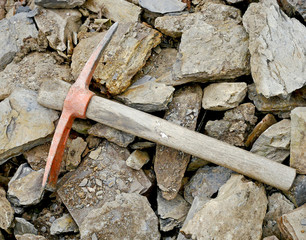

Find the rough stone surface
[[263, 193, 295, 239], [186, 156, 209, 172], [290, 107, 306, 174], [130, 141, 155, 150], [243, 0, 306, 98], [71, 22, 162, 95], [279, 0, 306, 21], [284, 174, 306, 207], [263, 236, 279, 240], [35, 0, 85, 8], [0, 0, 5, 20], [14, 218, 38, 236], [139, 0, 185, 13], [58, 141, 152, 226], [88, 123, 135, 147], [66, 137, 87, 171], [0, 186, 14, 231], [126, 150, 150, 170], [50, 214, 78, 235], [84, 0, 141, 22], [15, 234, 47, 240], [205, 103, 257, 146], [202, 82, 247, 111], [181, 174, 268, 240], [34, 8, 82, 52], [0, 88, 59, 165], [251, 119, 291, 163], [154, 84, 202, 200], [80, 193, 160, 240]]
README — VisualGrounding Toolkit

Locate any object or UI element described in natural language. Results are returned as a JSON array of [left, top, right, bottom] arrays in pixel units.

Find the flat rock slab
[[0, 88, 59, 165], [154, 84, 202, 200], [15, 234, 47, 240], [14, 217, 38, 236], [243, 0, 306, 98], [58, 141, 152, 226], [181, 174, 268, 240], [290, 107, 306, 174], [126, 150, 150, 170], [71, 22, 162, 95], [50, 214, 78, 235], [139, 0, 186, 13], [35, 0, 86, 8], [80, 193, 160, 240], [65, 137, 87, 171], [0, 187, 14, 231]]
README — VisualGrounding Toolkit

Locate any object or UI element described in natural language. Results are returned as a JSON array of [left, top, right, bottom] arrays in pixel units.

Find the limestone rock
[[290, 107, 306, 174], [263, 236, 279, 240], [202, 82, 247, 111], [285, 174, 306, 207], [58, 141, 152, 226], [50, 214, 78, 235], [0, 187, 14, 231], [139, 0, 186, 13], [279, 0, 306, 21], [154, 84, 202, 200], [126, 150, 150, 170], [88, 123, 135, 147], [80, 193, 160, 240], [71, 22, 162, 95], [35, 0, 85, 8], [34, 8, 82, 52], [243, 0, 306, 98], [186, 156, 209, 172], [66, 137, 87, 171], [130, 141, 155, 150], [251, 119, 291, 163], [83, 0, 141, 22], [0, 88, 59, 165], [0, 0, 5, 20], [15, 234, 46, 240], [71, 119, 92, 135], [181, 174, 268, 240], [0, 12, 38, 70], [14, 218, 38, 236]]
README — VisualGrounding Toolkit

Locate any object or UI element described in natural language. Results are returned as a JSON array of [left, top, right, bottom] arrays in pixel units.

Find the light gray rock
[[186, 156, 209, 172], [202, 82, 247, 111], [14, 218, 38, 236], [35, 0, 85, 8], [80, 193, 160, 240], [139, 0, 186, 13], [243, 0, 306, 98], [290, 107, 306, 174], [284, 174, 306, 207], [263, 236, 279, 240], [279, 0, 306, 21], [251, 119, 291, 163], [126, 150, 150, 170], [181, 174, 268, 240], [50, 214, 78, 235], [0, 88, 59, 165], [66, 137, 87, 171], [0, 187, 14, 231], [15, 234, 47, 240]]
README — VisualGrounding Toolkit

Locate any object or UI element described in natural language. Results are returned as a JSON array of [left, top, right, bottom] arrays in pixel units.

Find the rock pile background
[[0, 0, 305, 239]]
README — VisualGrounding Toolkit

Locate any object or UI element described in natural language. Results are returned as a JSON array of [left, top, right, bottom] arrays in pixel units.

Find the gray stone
[[66, 137, 87, 171], [0, 88, 59, 165], [251, 119, 291, 163], [186, 156, 209, 172], [50, 214, 78, 235], [88, 123, 135, 148], [35, 0, 85, 8], [290, 107, 306, 174], [263, 236, 279, 240], [243, 0, 306, 98], [0, 187, 14, 231], [14, 218, 38, 236], [126, 150, 150, 170], [15, 234, 47, 240], [202, 82, 247, 111], [279, 0, 306, 21], [72, 119, 92, 135], [181, 174, 268, 240], [284, 174, 306, 207], [130, 141, 155, 150], [139, 0, 186, 13]]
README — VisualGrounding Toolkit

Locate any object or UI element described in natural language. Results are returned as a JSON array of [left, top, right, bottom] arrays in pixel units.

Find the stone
[[35, 0, 85, 8], [0, 231, 3, 240], [154, 84, 202, 200], [71, 22, 162, 95], [140, 0, 186, 13], [290, 107, 306, 174], [0, 12, 38, 70], [34, 8, 82, 52], [263, 236, 279, 240], [279, 0, 306, 22], [116, 76, 175, 112], [243, 0, 306, 98], [88, 123, 135, 148], [15, 234, 47, 240], [251, 119, 291, 163], [284, 174, 306, 207], [80, 193, 160, 240], [181, 174, 268, 240], [186, 156, 209, 172], [50, 214, 78, 235], [130, 141, 155, 150], [0, 187, 14, 231], [83, 0, 141, 22], [57, 141, 152, 226], [184, 165, 232, 204], [202, 82, 247, 111], [126, 150, 150, 170], [263, 193, 295, 239], [66, 137, 87, 171], [0, 88, 59, 165], [72, 119, 92, 135], [157, 191, 190, 232], [86, 136, 101, 149], [278, 204, 306, 240], [205, 103, 257, 146], [0, 0, 5, 20], [14, 218, 38, 236]]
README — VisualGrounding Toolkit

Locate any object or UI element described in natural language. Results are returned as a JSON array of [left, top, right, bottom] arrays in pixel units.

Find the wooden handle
[[38, 80, 296, 191]]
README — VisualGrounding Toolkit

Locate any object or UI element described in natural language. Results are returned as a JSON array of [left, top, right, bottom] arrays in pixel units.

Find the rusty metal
[[42, 22, 118, 191]]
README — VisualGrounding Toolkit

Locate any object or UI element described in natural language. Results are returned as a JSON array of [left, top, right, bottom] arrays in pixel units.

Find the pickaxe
[[41, 22, 296, 192]]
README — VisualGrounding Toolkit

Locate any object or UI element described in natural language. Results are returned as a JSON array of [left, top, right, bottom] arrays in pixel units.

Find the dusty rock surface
[[65, 137, 87, 171], [14, 217, 38, 236], [35, 0, 86, 8], [139, 0, 186, 13], [50, 214, 78, 235], [0, 186, 14, 231], [279, 0, 306, 21], [15, 234, 47, 240], [126, 150, 150, 170], [285, 174, 306, 207]]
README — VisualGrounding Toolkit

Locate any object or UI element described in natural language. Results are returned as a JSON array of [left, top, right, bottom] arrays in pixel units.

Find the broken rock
[[285, 174, 306, 207], [139, 0, 186, 13], [14, 218, 38, 236], [126, 150, 150, 170], [50, 214, 78, 235], [279, 0, 306, 21], [66, 137, 87, 171], [35, 0, 86, 8], [0, 187, 14, 231], [15, 234, 47, 240]]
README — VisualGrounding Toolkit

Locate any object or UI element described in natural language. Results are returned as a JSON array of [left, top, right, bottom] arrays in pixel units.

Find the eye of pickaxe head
[[42, 22, 119, 191]]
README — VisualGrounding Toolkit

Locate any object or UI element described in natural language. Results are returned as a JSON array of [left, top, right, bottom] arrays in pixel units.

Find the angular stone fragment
[[84, 0, 141, 22], [130, 141, 155, 150], [243, 0, 306, 98], [66, 137, 87, 171], [72, 119, 92, 135], [14, 218, 38, 236], [71, 22, 162, 95], [284, 174, 306, 207], [88, 123, 135, 147], [181, 175, 268, 240], [34, 8, 82, 52], [0, 187, 14, 231], [50, 214, 78, 235], [290, 107, 306, 174], [186, 156, 209, 172], [202, 82, 247, 111], [140, 0, 185, 13], [279, 0, 306, 21], [0, 88, 59, 165], [0, 0, 5, 20], [58, 141, 152, 226], [251, 119, 291, 163], [35, 0, 85, 8], [126, 150, 150, 170], [15, 234, 47, 240], [154, 85, 202, 200], [80, 193, 160, 240], [263, 236, 279, 240]]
